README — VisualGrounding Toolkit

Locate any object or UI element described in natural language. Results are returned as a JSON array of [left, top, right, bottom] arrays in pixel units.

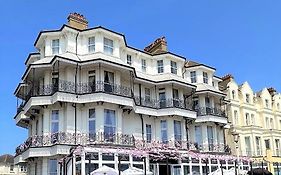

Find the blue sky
[[0, 0, 281, 154]]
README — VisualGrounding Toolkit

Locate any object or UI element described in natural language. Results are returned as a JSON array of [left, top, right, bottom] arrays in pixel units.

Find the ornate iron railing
[[15, 132, 135, 156], [196, 107, 226, 118], [140, 140, 230, 153], [17, 80, 195, 112], [134, 97, 193, 110], [19, 80, 133, 105]]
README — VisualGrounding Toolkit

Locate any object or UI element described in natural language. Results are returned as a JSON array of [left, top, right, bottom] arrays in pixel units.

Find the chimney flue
[[67, 13, 88, 30], [144, 37, 167, 55]]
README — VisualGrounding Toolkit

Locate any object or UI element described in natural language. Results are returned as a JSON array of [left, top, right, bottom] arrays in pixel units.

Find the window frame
[[190, 71, 197, 83], [88, 36, 95, 53], [48, 159, 58, 175], [203, 72, 208, 84], [157, 60, 164, 73], [127, 54, 132, 65], [146, 124, 152, 143], [160, 120, 168, 143], [51, 110, 59, 133], [141, 59, 146, 72], [89, 109, 96, 135], [52, 39, 60, 55], [174, 120, 182, 141], [103, 37, 114, 55], [170, 61, 177, 74]]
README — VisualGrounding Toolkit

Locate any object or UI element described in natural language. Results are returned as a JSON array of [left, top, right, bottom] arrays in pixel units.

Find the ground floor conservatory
[[41, 144, 251, 175]]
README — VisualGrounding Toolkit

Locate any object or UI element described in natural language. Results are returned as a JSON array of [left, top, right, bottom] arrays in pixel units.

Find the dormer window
[[190, 71, 197, 83], [203, 72, 208, 84], [157, 60, 164, 73], [265, 99, 269, 108], [127, 55, 132, 65], [52, 39, 60, 55], [88, 37, 95, 53], [246, 94, 250, 103], [104, 38, 113, 55], [171, 61, 177, 74]]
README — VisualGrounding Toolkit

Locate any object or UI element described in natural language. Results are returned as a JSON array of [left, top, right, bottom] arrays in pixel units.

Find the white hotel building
[[14, 13, 242, 175]]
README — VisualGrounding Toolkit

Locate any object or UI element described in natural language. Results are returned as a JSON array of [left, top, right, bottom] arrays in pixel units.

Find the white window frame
[[245, 113, 250, 125], [88, 36, 95, 53], [141, 59, 146, 72], [146, 124, 152, 143], [174, 120, 182, 141], [89, 109, 96, 135], [104, 109, 116, 135], [246, 94, 250, 103], [145, 88, 151, 101], [265, 99, 269, 108], [190, 71, 197, 83], [203, 72, 208, 84], [48, 159, 58, 175], [171, 61, 177, 74], [52, 39, 60, 55], [157, 60, 164, 73], [103, 37, 114, 55], [127, 54, 132, 65], [160, 120, 168, 143], [51, 110, 59, 133]]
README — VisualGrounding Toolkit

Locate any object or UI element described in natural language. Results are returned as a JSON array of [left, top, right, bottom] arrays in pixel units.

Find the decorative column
[[81, 151, 86, 175]]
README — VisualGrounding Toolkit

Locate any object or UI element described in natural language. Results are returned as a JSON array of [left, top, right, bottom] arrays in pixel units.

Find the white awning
[[122, 167, 153, 175], [90, 165, 120, 175]]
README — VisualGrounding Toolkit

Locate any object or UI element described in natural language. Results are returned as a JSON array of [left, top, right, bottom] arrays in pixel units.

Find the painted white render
[[14, 15, 232, 175]]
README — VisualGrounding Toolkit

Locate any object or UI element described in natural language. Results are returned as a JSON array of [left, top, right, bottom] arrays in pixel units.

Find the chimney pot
[[67, 13, 88, 30]]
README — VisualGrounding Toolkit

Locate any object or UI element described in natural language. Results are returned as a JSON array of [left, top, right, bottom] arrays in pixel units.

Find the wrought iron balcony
[[19, 80, 133, 103], [15, 132, 135, 156], [140, 140, 230, 153], [189, 143, 231, 153], [134, 97, 193, 110], [196, 107, 226, 118]]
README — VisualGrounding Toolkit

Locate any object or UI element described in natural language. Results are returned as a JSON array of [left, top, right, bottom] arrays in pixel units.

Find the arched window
[[277, 103, 280, 110], [232, 90, 236, 99]]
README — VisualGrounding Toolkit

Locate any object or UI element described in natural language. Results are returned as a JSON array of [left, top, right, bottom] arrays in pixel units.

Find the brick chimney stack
[[267, 87, 276, 96], [144, 37, 167, 55], [67, 13, 88, 30]]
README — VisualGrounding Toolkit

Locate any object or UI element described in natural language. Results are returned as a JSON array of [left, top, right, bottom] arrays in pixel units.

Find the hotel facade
[[220, 75, 281, 174], [14, 13, 248, 175]]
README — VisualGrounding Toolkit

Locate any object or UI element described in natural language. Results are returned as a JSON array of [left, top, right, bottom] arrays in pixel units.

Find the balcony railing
[[141, 140, 230, 153], [134, 97, 193, 110], [17, 80, 195, 112], [196, 107, 226, 118], [189, 143, 231, 153], [15, 132, 135, 156]]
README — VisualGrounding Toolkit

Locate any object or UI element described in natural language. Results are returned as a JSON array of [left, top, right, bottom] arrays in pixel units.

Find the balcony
[[15, 132, 135, 156], [134, 97, 193, 110], [196, 107, 226, 117], [195, 107, 228, 124], [189, 143, 231, 153], [17, 80, 194, 113], [140, 140, 230, 154]]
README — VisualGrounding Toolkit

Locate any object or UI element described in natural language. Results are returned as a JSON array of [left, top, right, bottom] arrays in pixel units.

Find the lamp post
[[232, 131, 240, 175]]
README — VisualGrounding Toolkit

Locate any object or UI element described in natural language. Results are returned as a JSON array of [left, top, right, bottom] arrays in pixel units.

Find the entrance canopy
[[90, 165, 120, 175], [122, 167, 153, 175]]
